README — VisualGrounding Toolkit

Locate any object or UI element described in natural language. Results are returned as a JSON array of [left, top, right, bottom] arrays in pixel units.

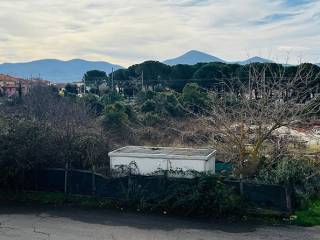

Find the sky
[[0, 0, 319, 67]]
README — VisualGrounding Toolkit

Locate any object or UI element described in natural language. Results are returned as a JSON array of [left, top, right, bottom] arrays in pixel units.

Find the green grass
[[294, 198, 320, 226]]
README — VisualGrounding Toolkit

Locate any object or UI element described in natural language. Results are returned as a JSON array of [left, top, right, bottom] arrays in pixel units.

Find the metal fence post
[[239, 173, 244, 195], [92, 165, 96, 196], [285, 187, 292, 212], [64, 162, 68, 194]]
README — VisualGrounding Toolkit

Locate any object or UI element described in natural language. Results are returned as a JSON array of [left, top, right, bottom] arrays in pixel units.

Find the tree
[[102, 102, 132, 129], [204, 64, 320, 177], [81, 94, 104, 115], [84, 70, 107, 95], [0, 86, 110, 188], [100, 92, 124, 106], [180, 83, 209, 113], [65, 83, 78, 95]]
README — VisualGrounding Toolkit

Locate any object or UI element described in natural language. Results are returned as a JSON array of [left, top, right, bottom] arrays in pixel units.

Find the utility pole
[[263, 68, 266, 97], [111, 67, 114, 92], [141, 70, 144, 91], [249, 67, 252, 100], [83, 76, 86, 95]]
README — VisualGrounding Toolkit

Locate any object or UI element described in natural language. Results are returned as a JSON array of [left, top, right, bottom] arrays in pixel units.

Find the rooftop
[[109, 146, 216, 160], [0, 74, 21, 82]]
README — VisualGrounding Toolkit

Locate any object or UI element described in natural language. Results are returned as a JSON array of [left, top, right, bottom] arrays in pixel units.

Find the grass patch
[[294, 198, 320, 226]]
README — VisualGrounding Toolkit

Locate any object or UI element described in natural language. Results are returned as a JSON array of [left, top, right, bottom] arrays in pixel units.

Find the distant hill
[[163, 50, 225, 66], [163, 50, 275, 66], [0, 59, 122, 83], [235, 56, 273, 65]]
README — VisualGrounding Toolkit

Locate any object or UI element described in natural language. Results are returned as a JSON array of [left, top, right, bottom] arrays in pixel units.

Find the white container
[[108, 146, 216, 175]]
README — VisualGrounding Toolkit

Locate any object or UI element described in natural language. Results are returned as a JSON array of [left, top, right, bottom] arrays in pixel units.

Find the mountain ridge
[[163, 50, 225, 66], [163, 50, 274, 66], [0, 59, 122, 83], [235, 56, 273, 65], [1, 51, 317, 83]]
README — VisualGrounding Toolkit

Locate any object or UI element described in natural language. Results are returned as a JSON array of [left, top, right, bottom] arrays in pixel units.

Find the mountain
[[316, 63, 320, 67], [163, 50, 225, 66], [236, 56, 273, 65], [163, 50, 275, 66], [0, 59, 122, 83]]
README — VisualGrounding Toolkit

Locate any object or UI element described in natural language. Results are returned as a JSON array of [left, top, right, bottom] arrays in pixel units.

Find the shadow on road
[[0, 202, 268, 233]]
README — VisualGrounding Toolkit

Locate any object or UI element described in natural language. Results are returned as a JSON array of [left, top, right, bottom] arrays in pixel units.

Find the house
[[108, 146, 216, 175], [0, 74, 25, 97], [0, 74, 50, 97]]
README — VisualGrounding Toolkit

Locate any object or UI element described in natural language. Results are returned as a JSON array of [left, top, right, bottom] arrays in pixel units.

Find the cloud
[[0, 0, 319, 66], [253, 13, 300, 25], [281, 0, 315, 7]]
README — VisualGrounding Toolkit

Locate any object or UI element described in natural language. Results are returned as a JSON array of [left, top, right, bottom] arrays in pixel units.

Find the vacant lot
[[0, 203, 319, 240]]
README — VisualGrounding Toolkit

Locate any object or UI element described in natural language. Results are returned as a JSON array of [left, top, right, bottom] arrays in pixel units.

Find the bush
[[256, 156, 320, 206], [128, 175, 244, 217], [160, 176, 242, 216], [141, 99, 156, 113], [139, 91, 185, 118], [294, 198, 320, 226], [102, 109, 128, 129], [137, 90, 158, 103], [81, 94, 104, 115], [0, 121, 56, 188], [180, 83, 209, 113], [143, 112, 160, 126], [102, 101, 136, 129], [100, 92, 124, 106], [0, 117, 109, 189], [163, 93, 185, 117]]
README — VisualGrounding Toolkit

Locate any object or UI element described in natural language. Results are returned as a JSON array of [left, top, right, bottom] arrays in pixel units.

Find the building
[[108, 146, 216, 175], [0, 74, 50, 97], [0, 74, 25, 97]]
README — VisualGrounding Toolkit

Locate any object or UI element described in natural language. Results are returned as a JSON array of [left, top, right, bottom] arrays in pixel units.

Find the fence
[[23, 168, 292, 213]]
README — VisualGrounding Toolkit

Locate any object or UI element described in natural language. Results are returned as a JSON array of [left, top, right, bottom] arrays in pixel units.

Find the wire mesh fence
[[23, 168, 292, 212]]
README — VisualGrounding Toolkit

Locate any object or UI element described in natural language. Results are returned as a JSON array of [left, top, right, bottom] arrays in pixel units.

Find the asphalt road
[[0, 203, 319, 240]]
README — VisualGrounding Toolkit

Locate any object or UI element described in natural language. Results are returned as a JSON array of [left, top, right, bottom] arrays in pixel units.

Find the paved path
[[0, 203, 319, 240]]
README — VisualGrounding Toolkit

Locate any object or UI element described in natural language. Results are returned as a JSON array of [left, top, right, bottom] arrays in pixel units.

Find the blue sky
[[0, 0, 319, 66]]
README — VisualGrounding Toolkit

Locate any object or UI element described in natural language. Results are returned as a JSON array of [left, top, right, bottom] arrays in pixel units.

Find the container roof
[[109, 146, 216, 160]]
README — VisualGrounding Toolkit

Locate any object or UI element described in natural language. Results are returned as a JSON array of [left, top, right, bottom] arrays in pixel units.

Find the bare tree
[[205, 63, 320, 177], [21, 86, 108, 168]]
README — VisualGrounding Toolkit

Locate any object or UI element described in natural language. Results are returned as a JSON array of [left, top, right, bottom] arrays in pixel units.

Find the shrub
[[143, 112, 160, 126], [127, 175, 244, 217], [102, 107, 128, 129], [180, 83, 209, 113], [102, 101, 137, 129], [139, 91, 185, 118], [256, 156, 320, 207], [100, 92, 124, 106], [81, 94, 104, 115], [137, 90, 157, 103], [0, 116, 110, 189], [141, 99, 156, 113]]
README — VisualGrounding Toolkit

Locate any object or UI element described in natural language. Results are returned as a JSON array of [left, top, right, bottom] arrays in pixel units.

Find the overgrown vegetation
[[0, 87, 109, 189], [294, 198, 320, 226], [0, 61, 320, 220], [256, 156, 320, 207], [0, 174, 245, 218]]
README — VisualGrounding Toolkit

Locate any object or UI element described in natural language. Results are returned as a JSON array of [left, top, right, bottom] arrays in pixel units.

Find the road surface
[[0, 203, 319, 240]]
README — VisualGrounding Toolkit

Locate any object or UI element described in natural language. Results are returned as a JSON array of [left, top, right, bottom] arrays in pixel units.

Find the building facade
[[0, 74, 50, 97]]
